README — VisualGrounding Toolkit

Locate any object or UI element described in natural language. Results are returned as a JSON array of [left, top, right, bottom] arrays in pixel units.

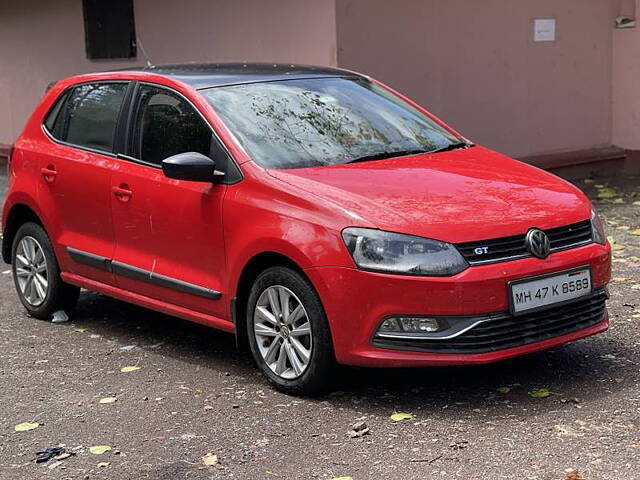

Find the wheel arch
[[2, 203, 45, 264], [233, 251, 317, 350]]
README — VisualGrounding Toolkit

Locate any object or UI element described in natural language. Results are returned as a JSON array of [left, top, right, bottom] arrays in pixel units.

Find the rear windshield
[[202, 77, 461, 169]]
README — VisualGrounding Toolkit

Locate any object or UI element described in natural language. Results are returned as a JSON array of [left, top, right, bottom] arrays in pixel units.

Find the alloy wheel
[[14, 236, 49, 307], [253, 285, 313, 379]]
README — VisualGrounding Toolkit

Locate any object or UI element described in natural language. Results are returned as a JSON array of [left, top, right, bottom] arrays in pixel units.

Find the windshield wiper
[[344, 149, 432, 165], [429, 141, 473, 154]]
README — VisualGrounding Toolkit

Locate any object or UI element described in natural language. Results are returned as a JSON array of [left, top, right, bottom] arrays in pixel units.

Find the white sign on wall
[[534, 19, 556, 42]]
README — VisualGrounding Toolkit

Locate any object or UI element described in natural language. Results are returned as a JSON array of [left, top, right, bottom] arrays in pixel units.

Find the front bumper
[[305, 242, 611, 367]]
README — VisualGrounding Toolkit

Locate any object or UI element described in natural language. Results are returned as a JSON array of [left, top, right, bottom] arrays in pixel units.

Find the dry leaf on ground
[[89, 445, 112, 455], [14, 422, 39, 432], [120, 366, 141, 373], [390, 412, 413, 422]]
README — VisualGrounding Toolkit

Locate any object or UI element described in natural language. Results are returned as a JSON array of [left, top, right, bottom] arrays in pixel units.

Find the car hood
[[267, 146, 591, 243]]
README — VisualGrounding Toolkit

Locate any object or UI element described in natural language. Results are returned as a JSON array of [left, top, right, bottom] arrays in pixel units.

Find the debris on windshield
[[51, 310, 69, 323]]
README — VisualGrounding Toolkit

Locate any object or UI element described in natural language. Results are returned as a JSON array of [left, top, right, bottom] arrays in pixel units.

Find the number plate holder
[[508, 266, 592, 316]]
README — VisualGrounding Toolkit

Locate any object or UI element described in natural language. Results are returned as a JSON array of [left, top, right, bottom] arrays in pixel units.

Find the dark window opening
[[131, 85, 213, 166], [83, 0, 136, 60], [48, 83, 128, 153]]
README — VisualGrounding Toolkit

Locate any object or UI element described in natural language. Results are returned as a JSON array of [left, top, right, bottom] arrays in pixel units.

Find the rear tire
[[11, 222, 80, 320], [246, 266, 335, 395]]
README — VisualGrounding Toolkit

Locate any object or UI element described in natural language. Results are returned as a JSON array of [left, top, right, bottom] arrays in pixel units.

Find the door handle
[[112, 184, 133, 202], [41, 165, 57, 182]]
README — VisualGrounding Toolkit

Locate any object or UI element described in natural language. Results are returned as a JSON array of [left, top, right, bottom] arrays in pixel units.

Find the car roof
[[118, 62, 365, 90]]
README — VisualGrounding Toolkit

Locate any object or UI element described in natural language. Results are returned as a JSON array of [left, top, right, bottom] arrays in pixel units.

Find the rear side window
[[46, 83, 128, 153], [130, 85, 212, 166]]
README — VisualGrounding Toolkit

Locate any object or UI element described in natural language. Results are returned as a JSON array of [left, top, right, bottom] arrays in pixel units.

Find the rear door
[[110, 83, 229, 318], [38, 82, 131, 285]]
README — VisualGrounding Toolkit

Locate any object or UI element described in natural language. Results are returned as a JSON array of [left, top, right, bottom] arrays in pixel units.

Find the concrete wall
[[613, 0, 640, 150], [0, 0, 337, 145], [337, 0, 616, 158]]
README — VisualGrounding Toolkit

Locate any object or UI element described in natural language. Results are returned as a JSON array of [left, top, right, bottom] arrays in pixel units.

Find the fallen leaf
[[529, 388, 551, 398], [14, 422, 39, 432], [89, 445, 112, 455], [597, 187, 619, 199], [120, 366, 140, 373], [73, 327, 88, 333], [564, 468, 588, 480], [608, 236, 626, 251], [99, 397, 117, 404], [390, 412, 413, 422], [202, 453, 218, 466], [630, 229, 640, 236], [583, 178, 594, 184], [496, 386, 511, 394], [97, 462, 110, 467]]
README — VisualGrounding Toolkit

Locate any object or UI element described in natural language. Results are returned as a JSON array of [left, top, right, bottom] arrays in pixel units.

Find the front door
[[110, 84, 228, 318]]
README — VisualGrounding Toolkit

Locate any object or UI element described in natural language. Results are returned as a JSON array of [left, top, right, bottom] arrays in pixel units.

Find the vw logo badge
[[525, 228, 550, 259]]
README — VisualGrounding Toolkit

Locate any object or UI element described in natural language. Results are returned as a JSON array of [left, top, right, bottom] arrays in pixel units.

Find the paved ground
[[0, 171, 638, 480]]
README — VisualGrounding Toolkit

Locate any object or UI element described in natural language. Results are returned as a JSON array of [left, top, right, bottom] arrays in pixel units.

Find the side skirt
[[61, 272, 235, 334]]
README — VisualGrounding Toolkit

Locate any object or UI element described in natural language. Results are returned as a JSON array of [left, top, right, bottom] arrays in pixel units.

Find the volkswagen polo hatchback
[[2, 64, 611, 394]]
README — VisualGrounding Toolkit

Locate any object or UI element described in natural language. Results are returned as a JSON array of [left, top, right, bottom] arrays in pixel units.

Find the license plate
[[509, 267, 592, 315]]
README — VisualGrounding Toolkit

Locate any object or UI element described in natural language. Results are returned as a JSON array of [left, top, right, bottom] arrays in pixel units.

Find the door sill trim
[[61, 272, 234, 333], [66, 247, 222, 300]]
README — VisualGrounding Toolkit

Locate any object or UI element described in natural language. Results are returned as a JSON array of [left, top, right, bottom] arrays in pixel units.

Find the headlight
[[590, 208, 606, 245], [341, 227, 469, 276]]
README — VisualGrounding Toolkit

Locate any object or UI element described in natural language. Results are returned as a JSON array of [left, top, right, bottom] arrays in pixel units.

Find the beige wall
[[0, 0, 337, 145], [337, 0, 616, 158], [613, 0, 640, 149], [1, 0, 637, 158]]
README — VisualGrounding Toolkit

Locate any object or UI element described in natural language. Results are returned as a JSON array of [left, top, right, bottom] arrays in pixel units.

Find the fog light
[[378, 317, 444, 334]]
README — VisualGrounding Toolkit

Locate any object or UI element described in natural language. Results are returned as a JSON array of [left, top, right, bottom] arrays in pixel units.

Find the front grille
[[456, 220, 592, 265], [372, 288, 607, 354]]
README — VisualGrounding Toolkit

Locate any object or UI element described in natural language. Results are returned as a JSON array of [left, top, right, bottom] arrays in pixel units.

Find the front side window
[[131, 85, 212, 166], [201, 77, 462, 169], [47, 82, 128, 153]]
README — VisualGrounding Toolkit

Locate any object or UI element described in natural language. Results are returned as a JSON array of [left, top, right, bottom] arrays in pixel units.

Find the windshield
[[201, 77, 463, 169]]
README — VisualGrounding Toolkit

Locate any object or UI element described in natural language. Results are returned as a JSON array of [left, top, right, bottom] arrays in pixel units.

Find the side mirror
[[162, 152, 221, 182]]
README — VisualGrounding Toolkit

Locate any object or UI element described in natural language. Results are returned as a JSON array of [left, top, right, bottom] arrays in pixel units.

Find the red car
[[2, 64, 611, 394]]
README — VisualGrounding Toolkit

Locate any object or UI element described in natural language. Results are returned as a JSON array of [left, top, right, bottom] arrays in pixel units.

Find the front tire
[[11, 222, 80, 319], [246, 266, 335, 395]]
